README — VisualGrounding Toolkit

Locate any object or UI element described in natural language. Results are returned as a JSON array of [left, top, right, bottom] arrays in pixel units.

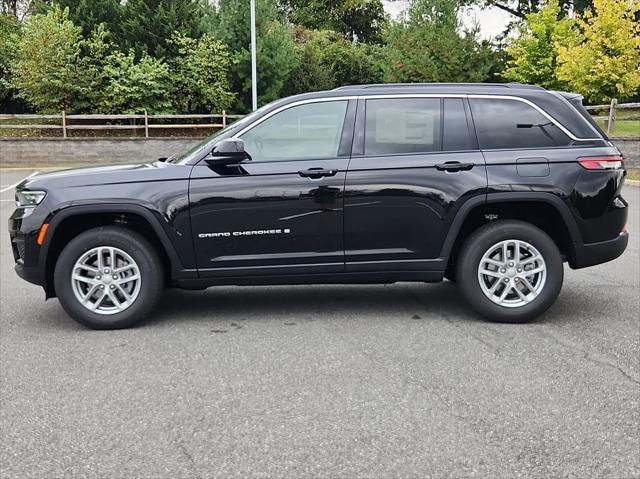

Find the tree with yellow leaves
[[557, 0, 640, 102]]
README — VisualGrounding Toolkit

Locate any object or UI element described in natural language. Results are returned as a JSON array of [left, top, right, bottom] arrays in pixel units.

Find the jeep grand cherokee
[[9, 83, 628, 329]]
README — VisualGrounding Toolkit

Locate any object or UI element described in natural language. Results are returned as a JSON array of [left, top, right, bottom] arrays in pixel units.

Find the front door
[[190, 99, 355, 277]]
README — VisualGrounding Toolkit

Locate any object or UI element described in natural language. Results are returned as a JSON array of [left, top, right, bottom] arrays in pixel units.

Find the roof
[[332, 82, 546, 94]]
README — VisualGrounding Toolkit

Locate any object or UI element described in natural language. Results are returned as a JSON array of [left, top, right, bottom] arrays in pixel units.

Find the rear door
[[190, 99, 355, 277], [343, 96, 487, 272]]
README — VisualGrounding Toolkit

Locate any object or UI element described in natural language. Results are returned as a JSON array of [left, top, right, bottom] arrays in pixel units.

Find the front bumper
[[15, 262, 45, 287], [570, 231, 629, 269], [9, 206, 48, 288]]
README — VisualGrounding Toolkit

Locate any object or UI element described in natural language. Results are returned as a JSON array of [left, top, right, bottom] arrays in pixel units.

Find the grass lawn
[[596, 119, 640, 137], [627, 169, 640, 182]]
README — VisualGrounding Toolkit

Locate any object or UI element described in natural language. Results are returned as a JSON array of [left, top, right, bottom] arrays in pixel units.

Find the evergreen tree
[[215, 0, 297, 112], [384, 0, 496, 83], [36, 0, 122, 39], [278, 0, 388, 43], [119, 0, 207, 58]]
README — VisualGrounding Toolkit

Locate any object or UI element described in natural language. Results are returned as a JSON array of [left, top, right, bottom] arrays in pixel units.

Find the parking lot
[[0, 169, 638, 478]]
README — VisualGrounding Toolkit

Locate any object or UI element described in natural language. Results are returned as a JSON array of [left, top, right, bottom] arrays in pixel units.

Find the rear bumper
[[570, 231, 629, 269]]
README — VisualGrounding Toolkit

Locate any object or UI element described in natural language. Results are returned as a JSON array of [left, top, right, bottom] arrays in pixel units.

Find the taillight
[[578, 156, 624, 170]]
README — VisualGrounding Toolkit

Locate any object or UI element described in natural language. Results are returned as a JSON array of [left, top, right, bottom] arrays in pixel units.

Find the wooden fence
[[1, 101, 638, 138], [0, 111, 244, 138], [584, 100, 640, 135]]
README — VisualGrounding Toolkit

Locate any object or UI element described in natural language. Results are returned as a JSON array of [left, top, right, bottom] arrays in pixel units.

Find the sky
[[382, 0, 515, 40]]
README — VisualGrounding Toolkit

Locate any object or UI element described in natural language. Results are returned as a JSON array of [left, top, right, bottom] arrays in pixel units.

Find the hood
[[19, 161, 189, 191]]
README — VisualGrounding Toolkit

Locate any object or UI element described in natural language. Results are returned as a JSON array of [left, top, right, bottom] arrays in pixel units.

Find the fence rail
[[1, 101, 638, 138], [0, 111, 244, 138], [583, 100, 640, 135]]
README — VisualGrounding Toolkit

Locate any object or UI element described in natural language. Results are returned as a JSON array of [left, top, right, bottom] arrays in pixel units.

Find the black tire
[[53, 226, 163, 329], [455, 220, 563, 323]]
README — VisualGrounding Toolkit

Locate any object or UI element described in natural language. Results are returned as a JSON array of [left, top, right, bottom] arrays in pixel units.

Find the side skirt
[[176, 270, 445, 289]]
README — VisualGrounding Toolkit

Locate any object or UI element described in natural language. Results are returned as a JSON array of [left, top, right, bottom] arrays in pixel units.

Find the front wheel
[[53, 226, 163, 329], [456, 220, 563, 323]]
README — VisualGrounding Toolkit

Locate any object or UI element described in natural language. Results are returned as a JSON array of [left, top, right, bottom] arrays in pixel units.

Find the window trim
[[233, 97, 354, 163], [467, 94, 600, 143], [227, 93, 601, 155], [233, 96, 357, 138]]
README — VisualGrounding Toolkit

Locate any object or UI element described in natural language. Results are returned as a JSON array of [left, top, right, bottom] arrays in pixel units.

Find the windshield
[[167, 104, 272, 164]]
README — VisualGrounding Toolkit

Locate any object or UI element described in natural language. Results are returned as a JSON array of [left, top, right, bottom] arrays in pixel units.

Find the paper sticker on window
[[376, 108, 435, 145]]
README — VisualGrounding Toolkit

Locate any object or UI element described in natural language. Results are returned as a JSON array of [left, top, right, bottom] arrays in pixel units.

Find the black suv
[[9, 83, 628, 329]]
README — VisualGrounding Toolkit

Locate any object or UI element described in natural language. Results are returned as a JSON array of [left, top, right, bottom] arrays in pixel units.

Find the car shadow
[[26, 280, 597, 332]]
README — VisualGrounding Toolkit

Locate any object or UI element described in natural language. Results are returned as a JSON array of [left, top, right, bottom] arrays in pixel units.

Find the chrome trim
[[233, 96, 357, 138], [467, 94, 601, 142], [232, 93, 602, 143], [549, 90, 603, 137]]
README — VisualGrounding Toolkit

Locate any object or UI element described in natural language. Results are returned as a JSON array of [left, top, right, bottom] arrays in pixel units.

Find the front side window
[[239, 101, 348, 162], [364, 98, 441, 156], [470, 98, 571, 150]]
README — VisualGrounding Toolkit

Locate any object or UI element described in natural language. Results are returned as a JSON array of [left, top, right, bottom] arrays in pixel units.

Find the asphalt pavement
[[1, 169, 638, 478]]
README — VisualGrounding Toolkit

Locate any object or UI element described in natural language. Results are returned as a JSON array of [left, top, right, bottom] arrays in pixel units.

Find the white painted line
[[0, 199, 15, 202], [0, 171, 39, 194]]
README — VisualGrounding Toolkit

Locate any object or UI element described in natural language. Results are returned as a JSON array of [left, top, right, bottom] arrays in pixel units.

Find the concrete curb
[[626, 179, 640, 187]]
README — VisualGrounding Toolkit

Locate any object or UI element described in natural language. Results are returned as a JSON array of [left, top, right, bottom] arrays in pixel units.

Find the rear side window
[[470, 98, 571, 150], [365, 98, 441, 155], [443, 98, 475, 151]]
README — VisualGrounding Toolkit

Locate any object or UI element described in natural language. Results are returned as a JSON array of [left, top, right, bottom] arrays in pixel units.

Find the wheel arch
[[441, 193, 582, 275], [41, 204, 188, 298]]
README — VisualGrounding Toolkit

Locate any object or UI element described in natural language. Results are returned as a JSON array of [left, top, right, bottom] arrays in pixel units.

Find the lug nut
[[109, 285, 115, 290], [99, 284, 105, 289], [508, 262, 514, 267], [517, 268, 522, 273], [113, 275, 118, 280], [96, 275, 101, 280], [514, 278, 519, 283], [500, 269, 506, 273], [503, 278, 509, 283], [104, 268, 110, 274]]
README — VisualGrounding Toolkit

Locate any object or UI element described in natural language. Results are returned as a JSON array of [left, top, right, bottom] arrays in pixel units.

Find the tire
[[53, 226, 163, 329], [455, 220, 563, 323]]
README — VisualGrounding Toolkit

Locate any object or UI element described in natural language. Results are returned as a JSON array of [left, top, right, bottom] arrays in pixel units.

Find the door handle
[[298, 168, 338, 179], [435, 162, 474, 172]]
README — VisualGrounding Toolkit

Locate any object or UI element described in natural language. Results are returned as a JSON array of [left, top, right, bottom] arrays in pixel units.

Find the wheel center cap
[[102, 276, 113, 285], [507, 268, 517, 278]]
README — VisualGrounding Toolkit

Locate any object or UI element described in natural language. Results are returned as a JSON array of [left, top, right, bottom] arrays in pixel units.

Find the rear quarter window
[[470, 98, 571, 150]]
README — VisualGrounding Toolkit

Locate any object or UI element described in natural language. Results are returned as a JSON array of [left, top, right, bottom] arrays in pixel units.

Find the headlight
[[15, 190, 46, 208]]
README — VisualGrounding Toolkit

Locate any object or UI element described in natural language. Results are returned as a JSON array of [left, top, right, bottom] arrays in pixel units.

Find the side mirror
[[206, 138, 250, 165]]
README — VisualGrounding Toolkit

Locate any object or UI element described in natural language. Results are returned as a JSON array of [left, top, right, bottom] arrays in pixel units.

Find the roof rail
[[333, 82, 545, 91]]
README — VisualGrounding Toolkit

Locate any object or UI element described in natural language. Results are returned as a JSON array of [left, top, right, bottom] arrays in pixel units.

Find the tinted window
[[365, 98, 441, 155], [443, 98, 475, 151], [240, 101, 348, 161], [470, 98, 571, 150]]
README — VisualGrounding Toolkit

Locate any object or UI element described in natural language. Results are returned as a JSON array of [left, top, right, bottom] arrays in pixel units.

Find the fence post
[[222, 110, 227, 128], [144, 110, 149, 138], [61, 110, 67, 138], [607, 98, 617, 135]]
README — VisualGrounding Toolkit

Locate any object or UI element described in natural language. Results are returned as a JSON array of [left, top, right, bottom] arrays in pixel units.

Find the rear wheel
[[456, 220, 563, 323], [54, 226, 163, 329]]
